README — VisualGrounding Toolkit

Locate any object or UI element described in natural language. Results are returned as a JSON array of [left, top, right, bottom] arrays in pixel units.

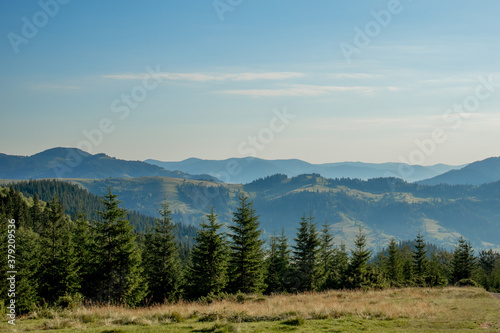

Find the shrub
[[282, 315, 305, 326], [56, 293, 84, 309], [455, 279, 480, 287]]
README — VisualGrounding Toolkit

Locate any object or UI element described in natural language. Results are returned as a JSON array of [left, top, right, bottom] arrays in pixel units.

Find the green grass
[[1, 287, 498, 332]]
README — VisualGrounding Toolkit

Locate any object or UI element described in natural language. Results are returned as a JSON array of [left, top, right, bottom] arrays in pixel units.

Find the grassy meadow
[[2, 287, 499, 332]]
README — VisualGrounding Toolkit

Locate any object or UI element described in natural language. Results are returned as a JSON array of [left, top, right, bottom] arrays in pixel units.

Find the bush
[[236, 293, 246, 304], [455, 279, 480, 287], [56, 293, 84, 309], [282, 315, 305, 326]]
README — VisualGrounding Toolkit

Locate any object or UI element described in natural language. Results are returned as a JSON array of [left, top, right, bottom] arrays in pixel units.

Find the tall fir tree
[[292, 214, 321, 291], [319, 221, 336, 290], [412, 233, 428, 286], [94, 188, 146, 305], [346, 229, 372, 289], [330, 242, 349, 289], [452, 237, 475, 284], [384, 238, 402, 286], [227, 194, 265, 294], [264, 228, 291, 294], [16, 226, 42, 313], [143, 201, 183, 303], [73, 212, 94, 296], [187, 208, 228, 299], [37, 196, 79, 303]]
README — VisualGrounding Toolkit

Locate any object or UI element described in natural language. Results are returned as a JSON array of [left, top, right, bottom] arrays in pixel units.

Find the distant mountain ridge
[[0, 148, 218, 181], [419, 156, 500, 185], [145, 157, 462, 184]]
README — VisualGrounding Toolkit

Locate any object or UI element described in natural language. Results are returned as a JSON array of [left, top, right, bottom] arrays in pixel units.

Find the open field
[[2, 287, 499, 332]]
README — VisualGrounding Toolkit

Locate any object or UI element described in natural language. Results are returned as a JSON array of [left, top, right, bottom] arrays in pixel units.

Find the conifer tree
[[265, 229, 290, 294], [412, 233, 428, 286], [292, 214, 320, 291], [319, 221, 335, 290], [38, 197, 79, 302], [73, 212, 94, 295], [346, 229, 372, 289], [143, 201, 183, 303], [452, 237, 475, 284], [94, 189, 146, 305], [227, 194, 265, 294], [384, 238, 402, 286], [331, 242, 349, 289], [16, 226, 42, 313], [188, 208, 228, 299]]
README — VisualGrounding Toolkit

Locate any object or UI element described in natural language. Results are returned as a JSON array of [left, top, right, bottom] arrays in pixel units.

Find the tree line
[[0, 185, 499, 314]]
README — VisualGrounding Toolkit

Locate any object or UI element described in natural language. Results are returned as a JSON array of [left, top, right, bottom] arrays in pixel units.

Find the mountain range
[[418, 156, 500, 185], [145, 157, 462, 184], [0, 148, 217, 181], [1, 148, 500, 251]]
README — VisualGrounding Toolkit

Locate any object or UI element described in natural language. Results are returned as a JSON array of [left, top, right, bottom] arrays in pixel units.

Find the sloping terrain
[[0, 148, 217, 181], [145, 157, 461, 183], [419, 156, 500, 185], [57, 174, 500, 251]]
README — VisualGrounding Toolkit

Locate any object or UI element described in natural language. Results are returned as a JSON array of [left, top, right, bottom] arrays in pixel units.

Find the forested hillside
[[54, 174, 500, 251], [1, 185, 499, 315]]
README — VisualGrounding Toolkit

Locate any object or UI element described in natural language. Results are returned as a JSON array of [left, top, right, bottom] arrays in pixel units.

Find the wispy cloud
[[216, 84, 397, 97], [103, 72, 304, 82]]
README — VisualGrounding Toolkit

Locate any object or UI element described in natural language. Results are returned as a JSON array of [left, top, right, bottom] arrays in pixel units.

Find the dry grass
[[43, 287, 489, 323], [6, 287, 499, 332]]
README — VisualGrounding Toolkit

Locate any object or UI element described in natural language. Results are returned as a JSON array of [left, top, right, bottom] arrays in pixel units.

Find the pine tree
[[188, 208, 228, 299], [384, 238, 402, 286], [227, 194, 265, 294], [319, 221, 335, 290], [73, 212, 94, 296], [265, 229, 290, 294], [292, 214, 320, 291], [16, 226, 42, 313], [143, 200, 183, 303], [412, 233, 428, 286], [452, 237, 475, 284], [331, 242, 349, 289], [94, 188, 146, 305], [346, 229, 372, 289], [37, 196, 79, 302]]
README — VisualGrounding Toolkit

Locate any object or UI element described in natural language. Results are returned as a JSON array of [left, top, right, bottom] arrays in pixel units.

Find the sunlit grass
[[2, 287, 498, 332]]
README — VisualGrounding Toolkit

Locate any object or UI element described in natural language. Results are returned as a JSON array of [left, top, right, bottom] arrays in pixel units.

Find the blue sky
[[1, 0, 500, 165]]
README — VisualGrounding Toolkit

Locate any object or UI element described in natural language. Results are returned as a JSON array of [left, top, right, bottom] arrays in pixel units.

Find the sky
[[1, 0, 500, 165]]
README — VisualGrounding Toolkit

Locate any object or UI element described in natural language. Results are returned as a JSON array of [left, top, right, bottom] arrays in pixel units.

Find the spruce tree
[[38, 197, 78, 302], [143, 201, 183, 303], [16, 226, 42, 313], [346, 229, 372, 289], [452, 237, 475, 284], [94, 188, 146, 305], [319, 221, 335, 290], [188, 208, 228, 299], [384, 238, 402, 286], [227, 194, 265, 294], [73, 212, 94, 296], [265, 229, 290, 294], [331, 242, 349, 289], [412, 233, 428, 286], [292, 214, 320, 291]]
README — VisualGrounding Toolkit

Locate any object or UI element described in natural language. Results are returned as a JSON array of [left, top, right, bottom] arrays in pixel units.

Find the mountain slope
[[419, 156, 500, 185], [0, 148, 218, 181], [20, 173, 499, 252], [145, 157, 462, 184]]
